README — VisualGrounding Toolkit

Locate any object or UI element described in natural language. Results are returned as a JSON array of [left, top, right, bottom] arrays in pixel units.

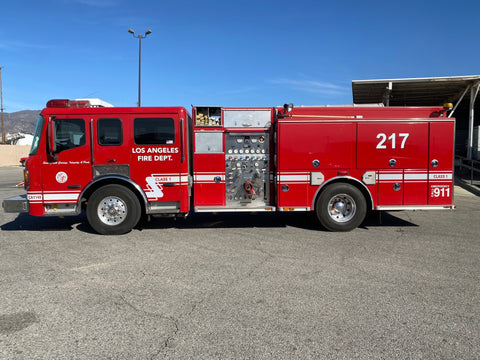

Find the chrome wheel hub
[[97, 196, 127, 226], [327, 194, 356, 223]]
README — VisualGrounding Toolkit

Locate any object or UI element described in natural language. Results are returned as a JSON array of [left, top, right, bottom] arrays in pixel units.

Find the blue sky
[[1, 0, 478, 112]]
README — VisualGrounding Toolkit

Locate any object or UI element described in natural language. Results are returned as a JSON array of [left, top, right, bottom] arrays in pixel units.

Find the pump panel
[[225, 133, 270, 207]]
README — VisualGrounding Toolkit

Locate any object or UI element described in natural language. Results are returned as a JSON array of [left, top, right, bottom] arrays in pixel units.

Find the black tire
[[316, 183, 367, 232], [86, 184, 141, 235]]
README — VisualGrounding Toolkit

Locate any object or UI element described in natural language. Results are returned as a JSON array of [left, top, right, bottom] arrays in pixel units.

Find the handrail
[[455, 155, 480, 185]]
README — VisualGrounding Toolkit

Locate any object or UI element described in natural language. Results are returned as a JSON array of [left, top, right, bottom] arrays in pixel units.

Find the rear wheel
[[316, 183, 367, 232], [86, 185, 141, 235]]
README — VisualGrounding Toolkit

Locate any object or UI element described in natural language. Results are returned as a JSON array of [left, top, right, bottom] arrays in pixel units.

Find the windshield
[[29, 115, 45, 156]]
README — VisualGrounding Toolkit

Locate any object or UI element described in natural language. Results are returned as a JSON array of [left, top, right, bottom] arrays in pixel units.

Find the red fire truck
[[3, 99, 455, 235]]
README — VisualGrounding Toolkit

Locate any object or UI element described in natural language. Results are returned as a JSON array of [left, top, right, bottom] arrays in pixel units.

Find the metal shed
[[352, 75, 480, 160]]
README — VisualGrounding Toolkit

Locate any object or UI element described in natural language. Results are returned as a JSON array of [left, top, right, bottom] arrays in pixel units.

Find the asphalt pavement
[[0, 166, 479, 359]]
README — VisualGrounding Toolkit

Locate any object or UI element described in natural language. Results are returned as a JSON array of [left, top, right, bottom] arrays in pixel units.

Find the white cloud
[[269, 78, 346, 96], [223, 86, 258, 95], [0, 41, 55, 50]]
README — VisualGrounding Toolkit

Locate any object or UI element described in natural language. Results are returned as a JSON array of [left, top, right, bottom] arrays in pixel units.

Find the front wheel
[[86, 185, 141, 235], [316, 183, 367, 232]]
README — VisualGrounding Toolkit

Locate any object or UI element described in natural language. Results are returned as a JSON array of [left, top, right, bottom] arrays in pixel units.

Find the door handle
[[106, 158, 116, 163]]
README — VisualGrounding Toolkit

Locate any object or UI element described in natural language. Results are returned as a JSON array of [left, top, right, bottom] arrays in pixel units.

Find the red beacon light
[[70, 100, 90, 108], [46, 98, 113, 108], [46, 99, 70, 108], [46, 99, 90, 108]]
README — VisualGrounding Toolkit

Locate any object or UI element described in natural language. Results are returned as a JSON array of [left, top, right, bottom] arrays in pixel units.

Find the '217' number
[[376, 133, 409, 149]]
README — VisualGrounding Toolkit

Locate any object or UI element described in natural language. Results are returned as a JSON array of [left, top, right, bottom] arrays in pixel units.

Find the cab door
[[42, 115, 92, 207], [91, 114, 131, 179], [129, 113, 183, 210]]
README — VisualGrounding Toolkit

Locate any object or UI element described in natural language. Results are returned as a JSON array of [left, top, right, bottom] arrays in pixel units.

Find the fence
[[455, 155, 480, 185]]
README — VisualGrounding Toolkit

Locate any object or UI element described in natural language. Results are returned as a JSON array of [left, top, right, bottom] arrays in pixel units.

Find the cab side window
[[134, 118, 175, 145], [98, 118, 123, 146], [55, 118, 85, 152]]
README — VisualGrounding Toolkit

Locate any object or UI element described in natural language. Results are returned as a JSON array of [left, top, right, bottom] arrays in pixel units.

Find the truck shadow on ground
[[137, 211, 418, 232], [1, 214, 86, 232], [1, 211, 417, 234]]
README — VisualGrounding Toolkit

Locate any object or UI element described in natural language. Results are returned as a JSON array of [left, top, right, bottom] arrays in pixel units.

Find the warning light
[[46, 99, 69, 108], [46, 99, 91, 108], [46, 98, 113, 108]]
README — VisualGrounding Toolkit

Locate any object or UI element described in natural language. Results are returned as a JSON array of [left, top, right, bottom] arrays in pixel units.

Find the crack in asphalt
[[163, 317, 179, 348], [115, 294, 181, 359], [114, 239, 275, 359], [150, 242, 275, 359]]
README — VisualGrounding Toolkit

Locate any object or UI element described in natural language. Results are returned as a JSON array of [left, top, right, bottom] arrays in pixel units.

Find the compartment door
[[193, 132, 225, 207], [357, 122, 429, 169], [428, 121, 454, 205], [376, 170, 403, 206]]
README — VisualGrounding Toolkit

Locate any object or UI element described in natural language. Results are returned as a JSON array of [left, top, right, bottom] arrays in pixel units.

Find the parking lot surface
[[1, 166, 479, 359]]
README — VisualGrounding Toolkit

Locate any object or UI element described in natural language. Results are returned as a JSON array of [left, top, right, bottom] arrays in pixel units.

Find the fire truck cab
[[3, 99, 455, 235]]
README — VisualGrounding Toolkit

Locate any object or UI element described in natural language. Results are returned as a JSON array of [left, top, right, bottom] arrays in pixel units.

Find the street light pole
[[128, 29, 152, 107], [0, 66, 4, 144]]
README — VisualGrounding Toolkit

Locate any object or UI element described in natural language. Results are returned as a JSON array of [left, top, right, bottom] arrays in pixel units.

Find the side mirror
[[47, 118, 58, 161]]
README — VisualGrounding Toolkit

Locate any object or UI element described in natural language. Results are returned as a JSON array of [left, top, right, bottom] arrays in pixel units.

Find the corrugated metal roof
[[352, 75, 480, 107]]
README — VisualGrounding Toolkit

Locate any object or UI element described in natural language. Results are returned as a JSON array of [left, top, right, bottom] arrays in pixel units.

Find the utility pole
[[0, 66, 4, 144]]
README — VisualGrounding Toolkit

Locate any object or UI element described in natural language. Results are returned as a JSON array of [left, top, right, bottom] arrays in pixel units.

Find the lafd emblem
[[56, 171, 68, 184]]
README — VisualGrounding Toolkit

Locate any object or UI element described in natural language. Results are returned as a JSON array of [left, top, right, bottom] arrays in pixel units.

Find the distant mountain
[[3, 110, 40, 134]]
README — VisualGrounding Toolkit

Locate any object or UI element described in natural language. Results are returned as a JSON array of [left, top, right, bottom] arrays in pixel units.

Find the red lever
[[244, 181, 255, 194]]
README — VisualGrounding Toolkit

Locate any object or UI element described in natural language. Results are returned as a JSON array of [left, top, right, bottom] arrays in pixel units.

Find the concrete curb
[[455, 176, 480, 197]]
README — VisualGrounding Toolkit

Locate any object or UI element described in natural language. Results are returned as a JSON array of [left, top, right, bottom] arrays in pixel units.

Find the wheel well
[[80, 177, 147, 214], [313, 177, 373, 212]]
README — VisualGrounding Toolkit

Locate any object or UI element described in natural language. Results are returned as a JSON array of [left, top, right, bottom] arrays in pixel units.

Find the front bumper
[[2, 194, 29, 213]]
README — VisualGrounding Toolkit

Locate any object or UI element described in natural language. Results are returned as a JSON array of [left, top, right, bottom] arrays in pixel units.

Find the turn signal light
[[23, 169, 29, 190]]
